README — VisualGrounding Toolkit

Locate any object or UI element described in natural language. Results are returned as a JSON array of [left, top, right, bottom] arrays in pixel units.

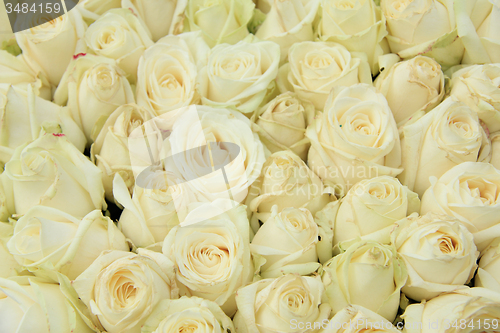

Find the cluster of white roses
[[1, 0, 500, 332]]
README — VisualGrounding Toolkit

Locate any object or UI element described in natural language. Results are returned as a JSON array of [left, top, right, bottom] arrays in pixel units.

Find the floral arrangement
[[0, 0, 500, 332]]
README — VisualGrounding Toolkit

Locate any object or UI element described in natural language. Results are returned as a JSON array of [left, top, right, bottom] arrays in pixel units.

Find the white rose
[[233, 274, 331, 333], [277, 41, 372, 110], [0, 276, 95, 333], [3, 134, 106, 218], [374, 56, 445, 125], [381, 0, 463, 69], [251, 206, 320, 278], [84, 8, 154, 82], [122, 0, 187, 41], [420, 162, 500, 252], [7, 206, 128, 280], [319, 304, 402, 333], [322, 241, 408, 321], [333, 176, 420, 247], [0, 49, 51, 100], [92, 103, 155, 201], [198, 39, 280, 115], [398, 97, 491, 197], [54, 54, 135, 142], [306, 84, 402, 196], [15, 10, 87, 86], [141, 296, 235, 333], [248, 150, 332, 228], [255, 0, 320, 63], [184, 0, 255, 47], [162, 203, 253, 316], [252, 92, 315, 160], [0, 222, 22, 278], [402, 287, 500, 333], [475, 238, 500, 293], [136, 32, 209, 115], [448, 64, 500, 133], [392, 212, 478, 301], [73, 249, 178, 333], [318, 0, 390, 74]]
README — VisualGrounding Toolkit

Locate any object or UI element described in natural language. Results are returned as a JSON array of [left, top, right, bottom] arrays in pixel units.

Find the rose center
[[334, 0, 356, 9], [450, 116, 473, 138], [437, 235, 459, 254], [392, 0, 414, 11], [113, 276, 139, 308]]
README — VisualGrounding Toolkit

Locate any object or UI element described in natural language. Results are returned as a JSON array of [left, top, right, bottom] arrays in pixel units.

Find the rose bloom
[[398, 97, 491, 197], [333, 176, 420, 247], [306, 84, 402, 196], [54, 54, 135, 143], [374, 56, 445, 125], [252, 92, 315, 160], [475, 238, 500, 293], [0, 276, 95, 333], [198, 39, 280, 115], [233, 274, 331, 333], [420, 162, 500, 252], [317, 0, 390, 74], [84, 8, 154, 82], [402, 288, 500, 333], [255, 0, 320, 62], [162, 203, 252, 316], [184, 0, 255, 47], [122, 0, 187, 42], [322, 241, 408, 321], [136, 33, 209, 116], [3, 134, 106, 218], [15, 10, 87, 86], [277, 41, 372, 110], [391, 212, 478, 301], [251, 206, 320, 278], [380, 0, 464, 69], [448, 64, 500, 133], [141, 296, 235, 333], [73, 249, 178, 333]]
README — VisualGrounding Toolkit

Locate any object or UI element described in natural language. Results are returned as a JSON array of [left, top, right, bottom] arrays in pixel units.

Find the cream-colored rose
[[162, 202, 252, 316], [0, 50, 51, 100], [84, 8, 154, 82], [306, 84, 402, 196], [319, 304, 402, 333], [322, 241, 407, 321], [233, 274, 331, 333], [16, 10, 87, 86], [141, 296, 235, 333], [92, 104, 155, 201], [333, 176, 420, 247], [198, 39, 280, 115], [374, 56, 445, 125], [398, 98, 491, 197], [54, 54, 135, 142], [122, 0, 187, 41], [318, 0, 389, 74], [0, 222, 22, 278], [73, 249, 178, 333], [255, 0, 320, 62], [3, 134, 106, 218], [420, 162, 500, 252], [0, 276, 95, 333], [184, 0, 255, 47], [402, 288, 500, 333], [381, 0, 463, 69], [248, 150, 332, 228], [0, 86, 86, 158], [136, 33, 209, 115], [252, 92, 315, 160], [448, 64, 500, 133], [277, 41, 372, 110], [475, 238, 500, 292], [392, 212, 478, 301], [7, 206, 128, 280], [251, 206, 320, 278]]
